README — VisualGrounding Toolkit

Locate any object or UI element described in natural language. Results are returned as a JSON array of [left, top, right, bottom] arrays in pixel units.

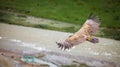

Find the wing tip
[[88, 13, 101, 23]]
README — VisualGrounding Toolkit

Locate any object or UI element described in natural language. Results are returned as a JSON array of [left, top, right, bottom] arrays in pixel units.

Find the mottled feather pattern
[[56, 13, 101, 50]]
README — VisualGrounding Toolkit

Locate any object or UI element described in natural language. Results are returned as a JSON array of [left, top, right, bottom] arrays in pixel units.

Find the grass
[[0, 10, 120, 40], [0, 0, 120, 40], [0, 0, 120, 28], [62, 61, 90, 67], [0, 11, 79, 32], [0, 12, 30, 26], [34, 24, 77, 32]]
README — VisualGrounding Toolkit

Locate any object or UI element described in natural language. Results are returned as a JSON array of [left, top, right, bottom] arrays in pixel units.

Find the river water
[[0, 23, 120, 67]]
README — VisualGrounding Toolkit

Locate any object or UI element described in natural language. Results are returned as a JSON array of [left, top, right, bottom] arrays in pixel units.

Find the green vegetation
[[34, 24, 77, 32], [0, 0, 120, 40], [0, 9, 120, 40], [0, 11, 79, 32], [0, 0, 120, 28], [62, 61, 90, 67]]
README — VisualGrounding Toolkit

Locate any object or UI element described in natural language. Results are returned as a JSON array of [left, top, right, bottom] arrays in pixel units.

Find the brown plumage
[[56, 13, 101, 50]]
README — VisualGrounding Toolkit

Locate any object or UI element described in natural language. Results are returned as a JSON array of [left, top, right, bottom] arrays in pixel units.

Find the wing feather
[[57, 13, 101, 50]]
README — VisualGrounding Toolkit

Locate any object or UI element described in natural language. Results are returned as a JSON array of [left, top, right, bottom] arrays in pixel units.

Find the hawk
[[56, 13, 101, 50]]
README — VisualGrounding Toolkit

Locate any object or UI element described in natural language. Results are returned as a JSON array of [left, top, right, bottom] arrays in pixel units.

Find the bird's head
[[89, 38, 99, 43]]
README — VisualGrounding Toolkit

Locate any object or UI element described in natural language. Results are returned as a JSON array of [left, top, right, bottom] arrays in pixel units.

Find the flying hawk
[[56, 13, 101, 50]]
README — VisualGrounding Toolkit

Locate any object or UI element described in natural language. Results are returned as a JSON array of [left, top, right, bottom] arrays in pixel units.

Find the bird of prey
[[56, 13, 101, 50]]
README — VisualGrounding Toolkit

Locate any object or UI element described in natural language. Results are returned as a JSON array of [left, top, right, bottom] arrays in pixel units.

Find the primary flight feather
[[56, 13, 101, 50]]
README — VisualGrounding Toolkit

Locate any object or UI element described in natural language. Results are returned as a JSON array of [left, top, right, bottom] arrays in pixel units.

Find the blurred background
[[0, 0, 120, 67], [0, 0, 120, 40]]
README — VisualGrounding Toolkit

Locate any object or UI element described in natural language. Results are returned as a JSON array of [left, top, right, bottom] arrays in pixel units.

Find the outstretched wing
[[84, 13, 100, 34], [80, 13, 100, 43], [56, 13, 101, 50]]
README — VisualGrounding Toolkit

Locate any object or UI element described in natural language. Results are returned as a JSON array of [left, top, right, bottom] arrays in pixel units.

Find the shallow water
[[0, 23, 120, 66]]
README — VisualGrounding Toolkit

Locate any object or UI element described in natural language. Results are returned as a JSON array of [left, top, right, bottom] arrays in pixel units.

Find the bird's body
[[56, 13, 101, 50]]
